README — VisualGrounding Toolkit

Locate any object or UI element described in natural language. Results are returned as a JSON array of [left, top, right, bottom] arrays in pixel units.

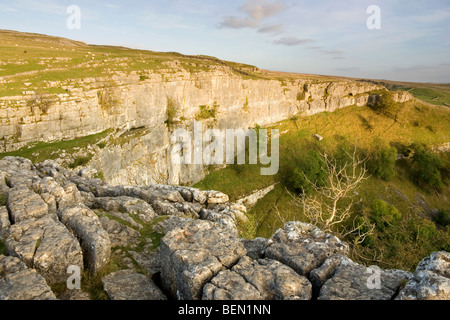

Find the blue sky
[[1, 0, 449, 82]]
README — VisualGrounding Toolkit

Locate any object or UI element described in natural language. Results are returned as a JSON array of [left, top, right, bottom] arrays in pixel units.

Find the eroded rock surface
[[160, 219, 246, 300], [0, 156, 447, 301], [396, 252, 450, 300]]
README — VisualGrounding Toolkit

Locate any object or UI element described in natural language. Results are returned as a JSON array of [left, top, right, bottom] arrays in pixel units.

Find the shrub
[[196, 103, 218, 120], [97, 142, 106, 149], [410, 144, 445, 190], [164, 97, 178, 128], [69, 155, 93, 169], [366, 140, 397, 181], [0, 239, 6, 255], [0, 194, 7, 206], [285, 149, 327, 194], [370, 199, 402, 231], [297, 92, 306, 101], [27, 91, 53, 114], [97, 88, 119, 111], [370, 91, 400, 119], [434, 210, 450, 227]]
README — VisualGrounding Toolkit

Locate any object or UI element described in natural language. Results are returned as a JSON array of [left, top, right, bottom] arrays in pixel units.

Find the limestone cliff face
[[0, 69, 411, 185]]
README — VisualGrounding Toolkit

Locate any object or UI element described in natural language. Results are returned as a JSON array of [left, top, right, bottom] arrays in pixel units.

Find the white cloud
[[273, 37, 314, 46], [220, 0, 287, 29]]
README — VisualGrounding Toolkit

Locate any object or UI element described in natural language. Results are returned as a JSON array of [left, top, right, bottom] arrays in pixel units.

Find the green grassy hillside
[[195, 99, 450, 271], [0, 29, 264, 98]]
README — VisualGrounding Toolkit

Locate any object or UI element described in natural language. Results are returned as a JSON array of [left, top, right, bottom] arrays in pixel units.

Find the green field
[[366, 80, 450, 107]]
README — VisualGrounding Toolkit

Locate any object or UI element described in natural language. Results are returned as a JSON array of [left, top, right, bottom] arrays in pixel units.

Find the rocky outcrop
[[0, 156, 445, 301], [160, 219, 246, 300], [396, 251, 450, 300]]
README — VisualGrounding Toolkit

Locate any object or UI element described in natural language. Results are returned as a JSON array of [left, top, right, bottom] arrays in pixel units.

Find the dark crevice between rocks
[[151, 271, 174, 300], [390, 284, 403, 300], [31, 236, 42, 269]]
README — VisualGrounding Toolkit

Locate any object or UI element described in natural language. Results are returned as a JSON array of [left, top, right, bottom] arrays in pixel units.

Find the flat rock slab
[[318, 256, 411, 300], [94, 196, 157, 221], [265, 222, 349, 277], [203, 256, 312, 300], [160, 219, 246, 300], [102, 270, 166, 300], [6, 215, 83, 284], [7, 187, 48, 223], [0, 255, 56, 300]]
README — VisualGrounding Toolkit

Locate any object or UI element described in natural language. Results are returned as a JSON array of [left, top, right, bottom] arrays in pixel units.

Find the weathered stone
[[242, 237, 268, 260], [108, 211, 143, 229], [99, 216, 140, 247], [397, 252, 450, 300], [265, 222, 349, 277], [33, 177, 83, 210], [7, 187, 49, 223], [232, 256, 312, 300], [199, 209, 237, 233], [145, 186, 185, 203], [58, 289, 91, 300], [153, 216, 194, 234], [171, 201, 201, 218], [94, 196, 156, 221], [318, 257, 411, 300], [207, 191, 229, 205], [176, 187, 194, 202], [0, 255, 57, 300], [152, 200, 183, 216], [160, 219, 246, 300], [0, 206, 10, 239], [6, 215, 84, 284], [193, 190, 208, 204], [203, 269, 262, 300], [80, 191, 96, 208], [59, 205, 111, 274], [309, 254, 346, 294], [129, 248, 161, 277], [102, 270, 166, 300]]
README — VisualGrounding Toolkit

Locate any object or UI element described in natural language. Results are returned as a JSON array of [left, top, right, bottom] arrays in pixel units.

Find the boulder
[[102, 270, 166, 300], [207, 191, 229, 205], [94, 196, 157, 221], [7, 187, 49, 223], [160, 219, 246, 300], [234, 256, 312, 300], [265, 222, 349, 277], [318, 256, 412, 300], [6, 215, 83, 284], [59, 205, 111, 274]]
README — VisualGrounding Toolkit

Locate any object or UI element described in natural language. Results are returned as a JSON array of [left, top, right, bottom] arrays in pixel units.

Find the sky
[[1, 0, 449, 83]]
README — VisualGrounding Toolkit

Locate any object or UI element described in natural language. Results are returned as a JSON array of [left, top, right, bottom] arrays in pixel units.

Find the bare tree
[[289, 146, 374, 243]]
